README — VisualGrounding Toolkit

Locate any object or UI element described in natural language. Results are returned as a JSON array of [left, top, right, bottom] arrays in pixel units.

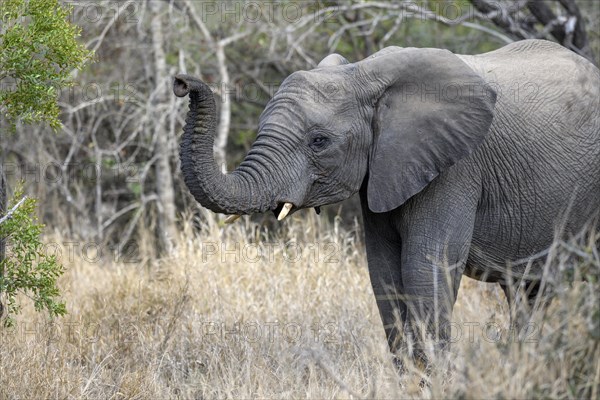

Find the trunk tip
[[173, 74, 191, 97]]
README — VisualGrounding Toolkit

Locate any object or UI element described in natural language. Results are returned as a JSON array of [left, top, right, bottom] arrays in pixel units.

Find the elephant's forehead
[[260, 96, 306, 121], [278, 70, 352, 104], [257, 70, 356, 131], [258, 99, 308, 134], [259, 95, 341, 132]]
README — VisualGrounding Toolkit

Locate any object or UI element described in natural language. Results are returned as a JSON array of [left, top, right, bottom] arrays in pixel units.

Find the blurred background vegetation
[[1, 0, 599, 257]]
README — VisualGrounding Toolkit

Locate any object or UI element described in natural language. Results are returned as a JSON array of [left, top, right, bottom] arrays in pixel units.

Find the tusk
[[277, 203, 293, 221], [224, 214, 241, 224]]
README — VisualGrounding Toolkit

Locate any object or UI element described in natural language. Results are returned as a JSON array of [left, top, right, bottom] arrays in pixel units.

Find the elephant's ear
[[362, 48, 496, 213]]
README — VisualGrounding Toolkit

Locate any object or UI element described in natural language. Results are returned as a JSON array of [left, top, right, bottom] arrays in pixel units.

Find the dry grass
[[1, 211, 598, 399]]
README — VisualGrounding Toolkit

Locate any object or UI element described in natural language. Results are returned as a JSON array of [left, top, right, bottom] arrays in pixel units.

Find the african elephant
[[173, 39, 600, 363]]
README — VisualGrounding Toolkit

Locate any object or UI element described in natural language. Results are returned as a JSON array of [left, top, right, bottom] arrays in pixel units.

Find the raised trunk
[[174, 74, 273, 215]]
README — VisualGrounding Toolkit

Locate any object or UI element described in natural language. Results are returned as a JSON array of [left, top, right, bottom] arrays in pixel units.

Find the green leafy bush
[[0, 0, 92, 129], [0, 184, 66, 327], [0, 0, 92, 326]]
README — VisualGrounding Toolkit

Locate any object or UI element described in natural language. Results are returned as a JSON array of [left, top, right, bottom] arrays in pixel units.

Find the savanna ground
[[0, 212, 598, 399]]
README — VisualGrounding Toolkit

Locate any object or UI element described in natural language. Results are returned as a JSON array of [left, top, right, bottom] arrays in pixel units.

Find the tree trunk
[[150, 1, 178, 252]]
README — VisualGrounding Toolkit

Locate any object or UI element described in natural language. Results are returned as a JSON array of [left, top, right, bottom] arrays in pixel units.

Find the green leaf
[[0, 0, 93, 130], [0, 183, 67, 327]]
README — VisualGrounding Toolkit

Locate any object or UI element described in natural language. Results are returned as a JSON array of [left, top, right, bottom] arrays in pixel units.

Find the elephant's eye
[[310, 136, 329, 150]]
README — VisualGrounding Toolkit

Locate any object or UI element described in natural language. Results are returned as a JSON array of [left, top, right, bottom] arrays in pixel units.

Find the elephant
[[173, 39, 600, 364]]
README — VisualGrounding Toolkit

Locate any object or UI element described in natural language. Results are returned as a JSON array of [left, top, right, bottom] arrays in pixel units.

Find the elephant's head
[[173, 47, 496, 220]]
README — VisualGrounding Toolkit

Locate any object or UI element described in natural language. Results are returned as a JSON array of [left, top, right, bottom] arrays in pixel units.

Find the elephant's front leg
[[365, 232, 406, 358], [398, 242, 467, 361], [397, 185, 479, 363], [361, 191, 409, 368]]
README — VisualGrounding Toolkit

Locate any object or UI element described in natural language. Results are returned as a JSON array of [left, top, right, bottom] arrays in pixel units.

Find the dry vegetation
[[1, 212, 598, 399]]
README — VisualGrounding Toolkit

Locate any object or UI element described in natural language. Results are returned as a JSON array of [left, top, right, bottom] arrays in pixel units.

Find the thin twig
[[0, 197, 27, 225]]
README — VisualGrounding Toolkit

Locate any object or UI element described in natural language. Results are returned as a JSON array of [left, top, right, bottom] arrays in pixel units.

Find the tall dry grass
[[0, 211, 598, 399]]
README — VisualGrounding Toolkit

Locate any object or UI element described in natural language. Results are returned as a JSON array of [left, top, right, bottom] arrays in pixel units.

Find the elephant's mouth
[[272, 202, 322, 220], [272, 202, 296, 221]]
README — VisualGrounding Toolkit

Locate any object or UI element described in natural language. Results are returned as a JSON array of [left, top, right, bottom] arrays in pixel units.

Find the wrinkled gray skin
[[174, 39, 600, 363]]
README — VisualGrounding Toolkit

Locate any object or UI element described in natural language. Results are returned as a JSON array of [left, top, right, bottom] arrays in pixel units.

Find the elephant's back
[[463, 39, 600, 179], [458, 40, 599, 119], [461, 40, 600, 276]]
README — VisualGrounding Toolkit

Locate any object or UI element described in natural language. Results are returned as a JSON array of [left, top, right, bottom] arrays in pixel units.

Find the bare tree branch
[[527, 0, 567, 41], [150, 0, 177, 251], [557, 0, 593, 57], [0, 197, 27, 226], [471, 0, 595, 64]]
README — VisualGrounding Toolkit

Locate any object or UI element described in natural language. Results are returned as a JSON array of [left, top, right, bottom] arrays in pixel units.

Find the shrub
[[0, 184, 66, 327]]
